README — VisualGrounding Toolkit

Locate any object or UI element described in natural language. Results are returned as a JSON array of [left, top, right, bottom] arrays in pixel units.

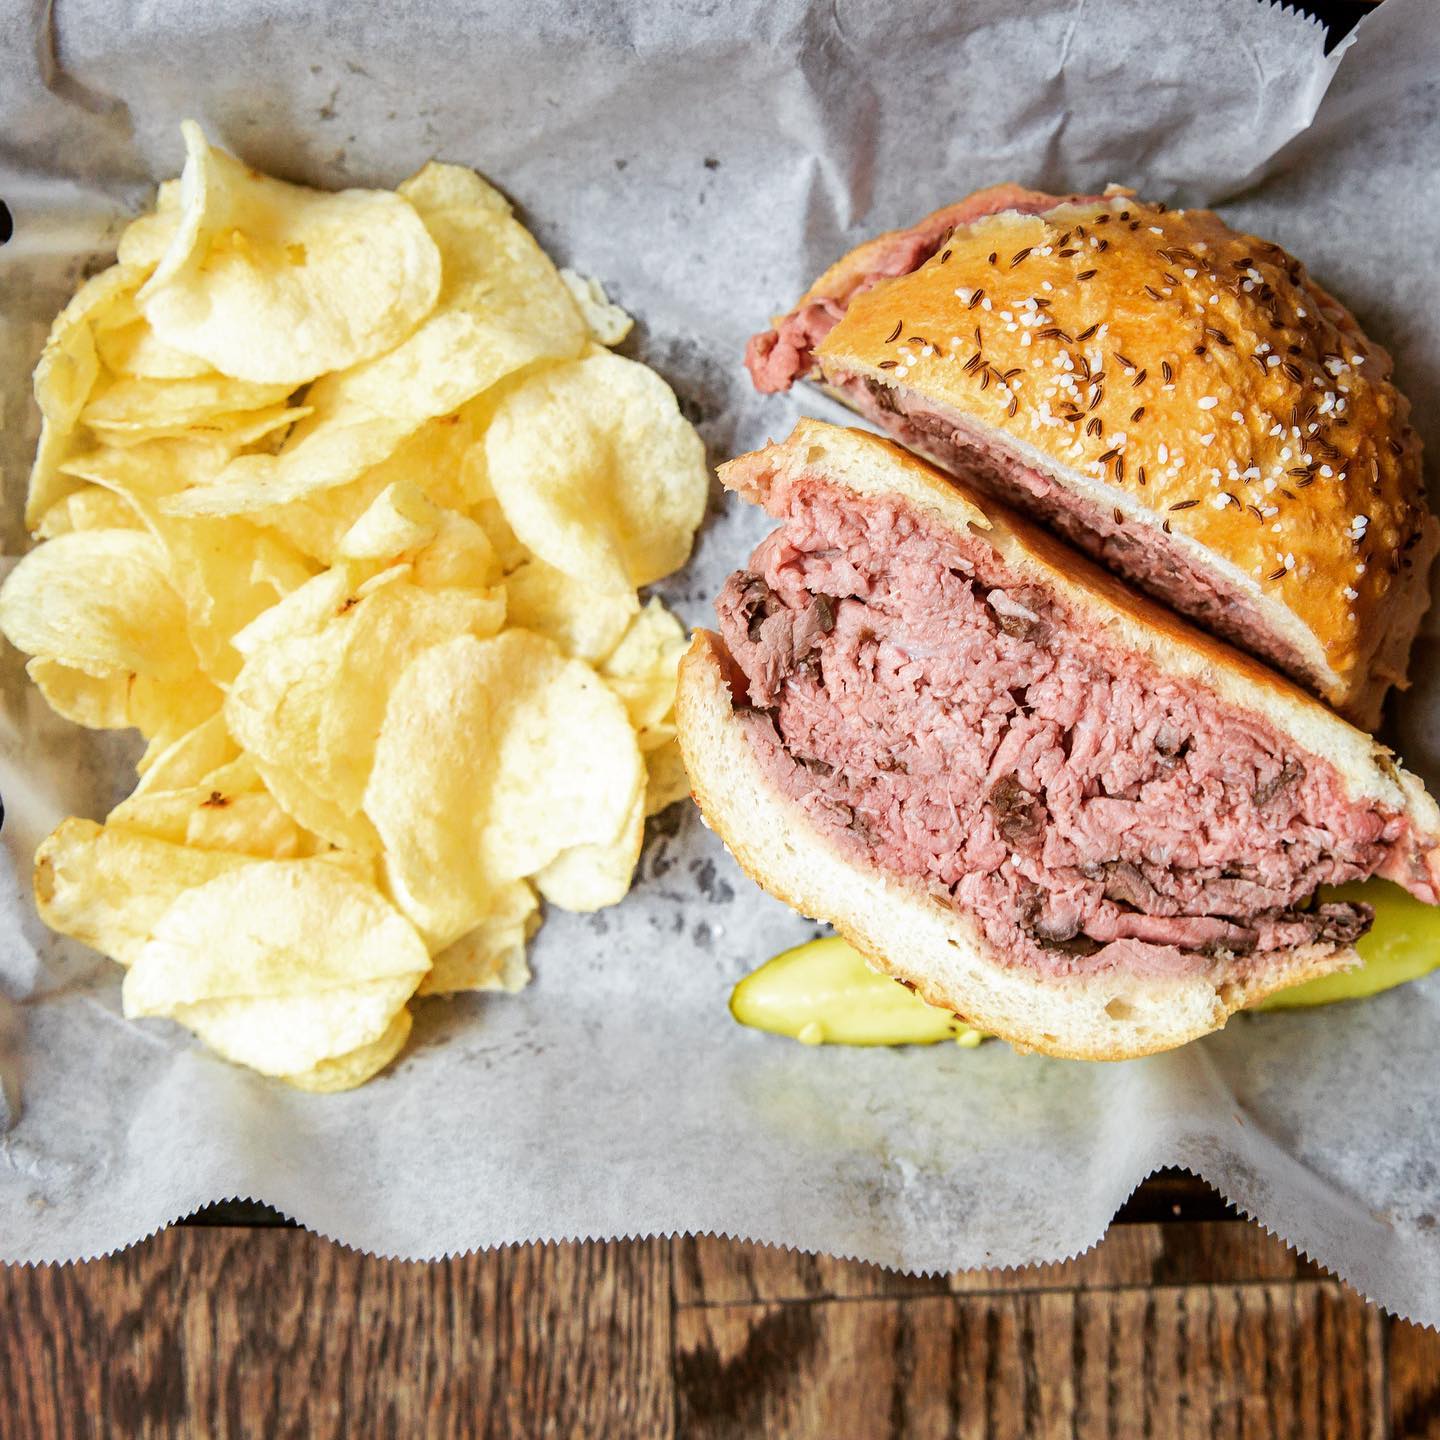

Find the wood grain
[[0, 1219, 1425, 1439], [674, 1219, 1320, 1306], [1391, 1318, 1440, 1439], [673, 1276, 1386, 1439], [0, 1231, 672, 1440]]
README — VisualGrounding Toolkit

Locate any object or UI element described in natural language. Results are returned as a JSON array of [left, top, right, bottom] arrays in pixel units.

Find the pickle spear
[[732, 880, 1440, 1045]]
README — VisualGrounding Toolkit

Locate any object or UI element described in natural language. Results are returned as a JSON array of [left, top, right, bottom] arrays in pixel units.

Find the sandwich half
[[677, 421, 1440, 1059], [747, 189, 1438, 729]]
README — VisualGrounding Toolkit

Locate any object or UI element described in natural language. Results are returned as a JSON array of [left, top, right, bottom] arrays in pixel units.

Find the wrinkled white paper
[[4, 0, 1440, 1323]]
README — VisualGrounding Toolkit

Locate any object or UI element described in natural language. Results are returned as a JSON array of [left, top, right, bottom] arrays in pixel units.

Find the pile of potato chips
[[0, 122, 708, 1091]]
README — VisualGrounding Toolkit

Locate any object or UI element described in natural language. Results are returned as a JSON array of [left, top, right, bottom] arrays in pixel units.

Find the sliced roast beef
[[714, 479, 1430, 978], [823, 370, 1316, 688]]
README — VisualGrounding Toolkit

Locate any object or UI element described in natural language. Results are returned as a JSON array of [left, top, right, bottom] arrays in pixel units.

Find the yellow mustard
[[731, 879, 1440, 1046]]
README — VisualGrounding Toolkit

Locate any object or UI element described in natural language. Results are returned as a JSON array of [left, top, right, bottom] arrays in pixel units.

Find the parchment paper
[[4, 0, 1440, 1323]]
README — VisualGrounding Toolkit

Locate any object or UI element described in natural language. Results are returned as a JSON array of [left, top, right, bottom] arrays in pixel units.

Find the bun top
[[816, 192, 1432, 689]]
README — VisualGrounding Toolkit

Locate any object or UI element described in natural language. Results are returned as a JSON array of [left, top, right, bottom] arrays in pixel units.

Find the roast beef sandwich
[[676, 421, 1440, 1059], [747, 189, 1438, 729]]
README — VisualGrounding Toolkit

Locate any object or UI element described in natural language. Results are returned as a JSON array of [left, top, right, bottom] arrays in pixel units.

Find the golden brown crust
[[812, 193, 1434, 724], [784, 185, 1077, 320]]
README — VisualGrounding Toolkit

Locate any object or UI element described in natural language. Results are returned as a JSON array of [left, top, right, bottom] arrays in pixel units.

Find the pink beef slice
[[829, 369, 1316, 687], [745, 188, 1100, 394], [714, 479, 1437, 979]]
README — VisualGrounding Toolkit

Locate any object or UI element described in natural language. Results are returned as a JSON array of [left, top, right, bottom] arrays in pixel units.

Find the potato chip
[[87, 403, 312, 453], [336, 481, 441, 560], [26, 262, 144, 528], [138, 121, 442, 385], [418, 881, 538, 996], [94, 309, 216, 380], [81, 373, 295, 436], [599, 598, 688, 734], [252, 758, 383, 855], [410, 512, 500, 590], [104, 785, 221, 845], [184, 789, 316, 859], [560, 269, 634, 346], [131, 685, 229, 766], [163, 162, 589, 520], [250, 534, 313, 598], [643, 736, 691, 816], [130, 670, 227, 738], [123, 860, 430, 1076], [503, 558, 638, 663], [459, 443, 530, 574], [533, 784, 645, 912], [59, 434, 229, 502], [26, 657, 222, 737], [334, 481, 502, 590], [59, 443, 316, 683], [130, 712, 240, 795], [397, 162, 585, 360], [165, 315, 562, 519], [116, 179, 183, 272], [227, 579, 505, 831], [34, 818, 255, 966], [229, 563, 360, 656], [365, 629, 643, 946], [25, 658, 136, 730], [322, 484, 500, 587], [484, 350, 708, 594], [257, 408, 483, 563], [33, 486, 143, 539], [109, 755, 315, 859], [0, 529, 196, 680], [280, 1007, 412, 1092], [164, 981, 417, 1079], [20, 125, 704, 1091]]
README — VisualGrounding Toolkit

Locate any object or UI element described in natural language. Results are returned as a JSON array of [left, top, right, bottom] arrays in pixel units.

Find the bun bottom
[[677, 631, 1354, 1062]]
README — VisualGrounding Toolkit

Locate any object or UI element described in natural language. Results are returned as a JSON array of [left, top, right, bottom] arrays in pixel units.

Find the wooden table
[[3, 1174, 1436, 1437]]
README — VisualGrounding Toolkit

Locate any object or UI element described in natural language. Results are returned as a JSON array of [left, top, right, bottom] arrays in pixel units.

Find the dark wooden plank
[[949, 1220, 1324, 1295], [674, 1221, 1320, 1307], [673, 1280, 1386, 1440], [673, 1235, 950, 1307], [0, 1230, 673, 1440], [1391, 1317, 1440, 1438]]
